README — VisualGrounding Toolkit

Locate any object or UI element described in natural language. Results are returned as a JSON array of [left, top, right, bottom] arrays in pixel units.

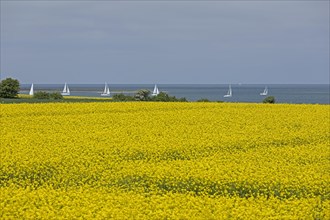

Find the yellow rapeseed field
[[1, 102, 329, 219]]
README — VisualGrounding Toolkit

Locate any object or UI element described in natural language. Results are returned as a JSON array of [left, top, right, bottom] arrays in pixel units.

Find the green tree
[[0, 78, 20, 98]]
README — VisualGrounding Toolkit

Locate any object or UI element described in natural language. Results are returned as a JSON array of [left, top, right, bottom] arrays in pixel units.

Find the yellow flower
[[0, 102, 329, 219]]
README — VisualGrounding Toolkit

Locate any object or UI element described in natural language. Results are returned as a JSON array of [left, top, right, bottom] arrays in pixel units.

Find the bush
[[263, 96, 275, 104], [111, 91, 188, 102], [196, 98, 210, 102], [33, 91, 50, 99], [33, 91, 63, 100], [50, 92, 63, 100], [0, 78, 20, 98], [112, 93, 135, 102], [151, 92, 188, 102], [135, 90, 151, 101], [178, 97, 188, 102], [151, 92, 171, 102]]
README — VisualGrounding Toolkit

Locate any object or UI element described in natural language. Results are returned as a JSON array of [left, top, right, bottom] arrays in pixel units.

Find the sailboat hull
[[61, 92, 70, 96]]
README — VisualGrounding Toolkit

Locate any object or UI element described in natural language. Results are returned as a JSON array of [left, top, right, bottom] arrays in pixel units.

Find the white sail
[[152, 84, 160, 96], [61, 83, 70, 96], [29, 83, 34, 96], [224, 85, 232, 97], [260, 86, 268, 96], [101, 82, 111, 96], [62, 83, 67, 93]]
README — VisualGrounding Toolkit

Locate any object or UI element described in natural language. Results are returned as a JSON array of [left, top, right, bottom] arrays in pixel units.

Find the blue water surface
[[20, 84, 329, 104]]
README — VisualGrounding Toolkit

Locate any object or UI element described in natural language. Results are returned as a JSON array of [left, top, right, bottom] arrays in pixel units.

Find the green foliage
[[0, 78, 20, 98], [151, 92, 171, 102], [34, 91, 63, 100], [49, 92, 63, 100], [178, 97, 188, 102], [33, 91, 50, 99], [196, 98, 210, 102], [112, 93, 135, 102], [263, 96, 276, 104], [135, 89, 151, 101], [151, 92, 188, 102]]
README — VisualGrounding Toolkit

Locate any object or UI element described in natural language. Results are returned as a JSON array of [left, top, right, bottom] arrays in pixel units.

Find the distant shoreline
[[15, 84, 329, 104]]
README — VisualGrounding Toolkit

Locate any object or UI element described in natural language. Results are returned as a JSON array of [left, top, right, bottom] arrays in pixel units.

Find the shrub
[[263, 96, 276, 104], [50, 92, 63, 100], [178, 97, 188, 102], [151, 92, 187, 102], [112, 93, 135, 102], [111, 91, 188, 102], [196, 98, 210, 102], [135, 90, 151, 101], [151, 92, 170, 102], [0, 78, 20, 98], [33, 91, 63, 100], [33, 91, 50, 99]]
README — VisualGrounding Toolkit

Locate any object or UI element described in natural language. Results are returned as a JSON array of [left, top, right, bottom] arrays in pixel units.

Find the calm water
[[20, 84, 329, 104]]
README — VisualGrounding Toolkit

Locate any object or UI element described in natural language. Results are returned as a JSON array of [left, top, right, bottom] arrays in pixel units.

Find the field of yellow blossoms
[[1, 102, 329, 219]]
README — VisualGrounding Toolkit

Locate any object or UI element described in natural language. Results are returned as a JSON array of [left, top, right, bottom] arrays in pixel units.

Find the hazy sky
[[1, 1, 329, 84]]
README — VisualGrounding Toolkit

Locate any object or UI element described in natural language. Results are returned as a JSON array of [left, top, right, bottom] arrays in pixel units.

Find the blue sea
[[20, 84, 329, 104]]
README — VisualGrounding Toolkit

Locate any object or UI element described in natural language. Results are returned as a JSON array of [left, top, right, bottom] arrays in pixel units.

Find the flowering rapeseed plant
[[1, 102, 329, 219]]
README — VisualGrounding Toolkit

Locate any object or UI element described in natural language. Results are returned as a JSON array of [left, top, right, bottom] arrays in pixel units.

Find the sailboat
[[29, 83, 34, 96], [61, 82, 70, 96], [224, 84, 232, 97], [101, 82, 111, 96], [152, 84, 160, 96], [260, 86, 268, 96]]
